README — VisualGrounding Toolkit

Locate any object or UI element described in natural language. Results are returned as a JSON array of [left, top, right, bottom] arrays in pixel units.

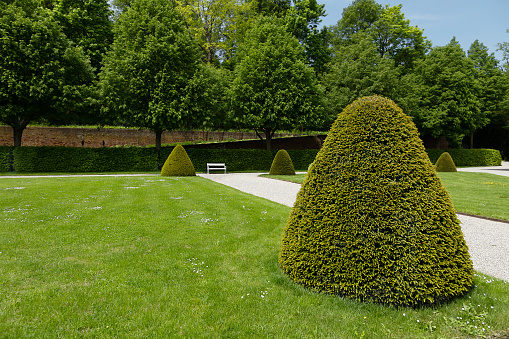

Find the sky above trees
[[320, 0, 509, 60]]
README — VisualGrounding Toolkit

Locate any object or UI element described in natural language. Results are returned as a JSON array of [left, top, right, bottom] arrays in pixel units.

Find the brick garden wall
[[0, 126, 298, 148]]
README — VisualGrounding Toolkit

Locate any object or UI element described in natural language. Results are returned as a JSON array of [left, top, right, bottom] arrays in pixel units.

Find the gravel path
[[199, 172, 509, 282]]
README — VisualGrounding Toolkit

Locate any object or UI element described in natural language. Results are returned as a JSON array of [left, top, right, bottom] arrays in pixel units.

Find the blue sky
[[319, 0, 509, 61]]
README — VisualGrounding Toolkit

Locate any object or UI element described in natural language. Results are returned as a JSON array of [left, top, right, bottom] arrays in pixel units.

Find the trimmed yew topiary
[[269, 149, 296, 175], [160, 145, 196, 176], [435, 152, 457, 172], [279, 95, 473, 307]]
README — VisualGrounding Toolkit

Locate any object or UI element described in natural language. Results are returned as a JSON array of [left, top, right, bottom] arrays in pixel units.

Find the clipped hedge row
[[426, 149, 502, 166], [11, 147, 158, 172], [0, 146, 14, 172], [0, 146, 500, 173]]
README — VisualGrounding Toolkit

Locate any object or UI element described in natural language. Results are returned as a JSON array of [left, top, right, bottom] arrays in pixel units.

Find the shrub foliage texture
[[160, 145, 195, 176], [435, 152, 457, 172], [279, 96, 473, 307], [269, 149, 296, 175]]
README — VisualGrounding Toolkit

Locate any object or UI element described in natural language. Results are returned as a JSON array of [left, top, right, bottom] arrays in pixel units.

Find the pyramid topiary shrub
[[161, 145, 196, 176], [269, 149, 296, 175], [279, 95, 473, 308], [435, 152, 457, 172]]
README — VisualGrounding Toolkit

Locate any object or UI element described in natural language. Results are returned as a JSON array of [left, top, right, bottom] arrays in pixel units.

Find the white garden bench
[[207, 163, 227, 174]]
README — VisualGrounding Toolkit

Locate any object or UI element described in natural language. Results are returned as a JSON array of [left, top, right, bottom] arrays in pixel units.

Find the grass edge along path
[[0, 175, 508, 338], [261, 172, 509, 222]]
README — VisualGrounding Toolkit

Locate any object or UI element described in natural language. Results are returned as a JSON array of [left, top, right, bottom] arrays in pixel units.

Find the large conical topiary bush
[[269, 149, 296, 175], [279, 96, 473, 307], [161, 145, 196, 176], [435, 152, 457, 172]]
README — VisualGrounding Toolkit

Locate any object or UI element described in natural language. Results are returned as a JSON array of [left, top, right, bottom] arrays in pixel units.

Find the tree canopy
[[99, 0, 205, 151], [0, 2, 94, 146], [410, 39, 483, 147], [230, 17, 324, 150], [52, 0, 113, 72]]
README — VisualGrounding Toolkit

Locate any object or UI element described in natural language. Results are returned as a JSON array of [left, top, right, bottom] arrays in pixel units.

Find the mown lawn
[[262, 172, 509, 221], [0, 175, 508, 338]]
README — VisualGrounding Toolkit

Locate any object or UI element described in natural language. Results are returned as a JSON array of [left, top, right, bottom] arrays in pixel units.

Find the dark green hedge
[[3, 146, 500, 173], [0, 146, 14, 172], [425, 149, 502, 166], [12, 147, 158, 172]]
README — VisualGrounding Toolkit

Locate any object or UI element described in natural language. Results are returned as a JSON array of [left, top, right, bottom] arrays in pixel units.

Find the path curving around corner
[[199, 172, 509, 282]]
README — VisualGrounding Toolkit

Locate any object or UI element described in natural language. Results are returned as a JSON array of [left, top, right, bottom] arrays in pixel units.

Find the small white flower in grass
[[416, 320, 420, 323], [403, 313, 406, 316]]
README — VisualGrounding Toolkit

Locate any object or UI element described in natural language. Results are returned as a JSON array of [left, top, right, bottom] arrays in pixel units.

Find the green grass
[[262, 172, 509, 221], [1, 176, 508, 338]]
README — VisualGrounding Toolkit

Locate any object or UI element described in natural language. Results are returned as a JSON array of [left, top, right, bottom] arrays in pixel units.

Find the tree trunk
[[155, 129, 162, 152], [155, 129, 163, 170], [254, 128, 275, 151], [470, 132, 474, 149], [13, 126, 24, 147]]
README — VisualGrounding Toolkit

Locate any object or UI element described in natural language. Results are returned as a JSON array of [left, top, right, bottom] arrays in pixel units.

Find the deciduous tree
[[321, 32, 400, 124], [175, 0, 252, 65], [0, 2, 94, 146], [99, 0, 207, 151], [230, 17, 324, 150], [411, 39, 483, 147], [52, 0, 113, 73]]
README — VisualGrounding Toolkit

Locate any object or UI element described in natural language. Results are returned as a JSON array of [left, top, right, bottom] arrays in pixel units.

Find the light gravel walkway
[[457, 161, 509, 177], [199, 172, 509, 282]]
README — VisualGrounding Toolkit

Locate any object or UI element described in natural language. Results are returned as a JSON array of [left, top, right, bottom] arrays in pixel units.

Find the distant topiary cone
[[435, 152, 457, 172], [161, 145, 196, 176], [269, 149, 296, 175], [279, 96, 473, 307]]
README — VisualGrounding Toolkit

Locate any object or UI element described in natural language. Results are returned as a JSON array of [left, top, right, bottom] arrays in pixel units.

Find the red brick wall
[[0, 126, 296, 148]]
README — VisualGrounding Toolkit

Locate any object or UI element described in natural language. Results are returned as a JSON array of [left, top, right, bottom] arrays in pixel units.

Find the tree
[[497, 29, 509, 70], [99, 0, 205, 151], [331, 1, 430, 71], [0, 2, 94, 146], [230, 17, 324, 150], [250, 0, 291, 17], [370, 5, 430, 69], [411, 39, 483, 147], [52, 0, 113, 73], [285, 0, 331, 74], [331, 0, 382, 45], [174, 0, 253, 65], [467, 40, 508, 148], [321, 32, 400, 124]]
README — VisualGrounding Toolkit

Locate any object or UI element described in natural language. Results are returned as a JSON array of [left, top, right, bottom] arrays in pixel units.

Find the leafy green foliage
[[322, 32, 400, 124], [279, 95, 474, 307], [231, 17, 324, 150], [425, 149, 502, 167], [52, 0, 113, 73], [269, 149, 295, 175], [435, 152, 457, 172], [410, 39, 484, 147], [0, 3, 94, 146], [175, 0, 252, 65], [284, 0, 331, 73], [99, 0, 204, 150], [331, 0, 430, 70], [160, 145, 196, 176]]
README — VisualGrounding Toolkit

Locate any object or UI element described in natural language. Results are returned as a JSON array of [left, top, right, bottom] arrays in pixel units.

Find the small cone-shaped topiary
[[269, 149, 296, 175], [279, 96, 473, 307], [161, 145, 196, 176], [435, 152, 457, 172]]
